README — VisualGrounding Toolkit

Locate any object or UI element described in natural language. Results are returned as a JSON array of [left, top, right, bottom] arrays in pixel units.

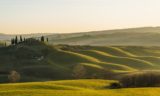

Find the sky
[[0, 0, 160, 34]]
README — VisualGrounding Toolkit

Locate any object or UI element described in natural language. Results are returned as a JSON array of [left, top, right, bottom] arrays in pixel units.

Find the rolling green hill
[[0, 79, 159, 96], [1, 39, 160, 82], [45, 27, 160, 46]]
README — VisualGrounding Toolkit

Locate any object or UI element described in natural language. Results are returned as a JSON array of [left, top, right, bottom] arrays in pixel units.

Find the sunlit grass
[[0, 79, 159, 96]]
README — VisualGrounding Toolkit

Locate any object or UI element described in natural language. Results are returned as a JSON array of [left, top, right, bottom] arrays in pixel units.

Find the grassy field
[[1, 32, 160, 95], [0, 79, 159, 96], [1, 40, 160, 81]]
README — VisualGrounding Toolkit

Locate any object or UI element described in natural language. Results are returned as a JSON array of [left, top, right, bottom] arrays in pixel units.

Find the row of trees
[[11, 36, 49, 45], [11, 36, 26, 45], [40, 36, 49, 42]]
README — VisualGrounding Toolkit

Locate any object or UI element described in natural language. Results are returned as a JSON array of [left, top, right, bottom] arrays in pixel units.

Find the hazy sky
[[0, 0, 160, 34]]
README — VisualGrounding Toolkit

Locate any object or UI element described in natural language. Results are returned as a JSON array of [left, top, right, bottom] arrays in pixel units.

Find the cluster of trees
[[11, 36, 49, 45], [11, 36, 25, 45], [40, 36, 49, 42]]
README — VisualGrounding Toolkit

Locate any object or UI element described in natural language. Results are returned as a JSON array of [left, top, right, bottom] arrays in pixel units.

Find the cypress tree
[[46, 38, 49, 42], [11, 39, 13, 45], [20, 36, 23, 42], [11, 39, 15, 45], [15, 36, 18, 44], [41, 36, 45, 42]]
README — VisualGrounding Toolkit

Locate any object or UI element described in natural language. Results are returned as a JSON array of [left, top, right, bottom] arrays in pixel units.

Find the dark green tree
[[15, 36, 18, 44], [41, 36, 45, 42], [46, 38, 49, 42], [20, 36, 23, 42], [11, 39, 15, 45]]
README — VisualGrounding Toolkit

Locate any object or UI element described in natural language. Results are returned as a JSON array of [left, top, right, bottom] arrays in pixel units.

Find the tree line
[[11, 36, 25, 45], [11, 36, 49, 45]]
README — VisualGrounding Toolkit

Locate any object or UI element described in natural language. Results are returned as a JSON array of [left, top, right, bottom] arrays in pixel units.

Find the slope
[[1, 39, 160, 82]]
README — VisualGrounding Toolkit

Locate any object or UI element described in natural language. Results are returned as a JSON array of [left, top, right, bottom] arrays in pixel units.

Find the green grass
[[0, 41, 5, 47], [0, 79, 159, 96], [1, 40, 160, 81]]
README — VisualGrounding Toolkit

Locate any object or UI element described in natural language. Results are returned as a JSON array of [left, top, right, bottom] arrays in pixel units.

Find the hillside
[[0, 79, 159, 96], [45, 27, 160, 46], [1, 39, 160, 82]]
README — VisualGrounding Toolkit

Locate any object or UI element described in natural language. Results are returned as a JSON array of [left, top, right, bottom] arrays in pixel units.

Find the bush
[[120, 71, 160, 87], [109, 82, 122, 89]]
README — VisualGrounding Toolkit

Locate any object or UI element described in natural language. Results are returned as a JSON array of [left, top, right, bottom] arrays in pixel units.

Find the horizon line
[[1, 26, 160, 35]]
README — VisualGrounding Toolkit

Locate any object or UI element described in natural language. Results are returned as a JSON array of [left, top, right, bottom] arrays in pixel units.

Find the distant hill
[[1, 39, 160, 82], [45, 27, 160, 46], [1, 27, 160, 46]]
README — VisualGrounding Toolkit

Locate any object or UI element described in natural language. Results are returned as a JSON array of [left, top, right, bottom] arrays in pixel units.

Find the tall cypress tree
[[41, 36, 45, 42], [15, 36, 18, 44], [11, 38, 15, 45], [20, 36, 23, 42], [46, 38, 49, 42]]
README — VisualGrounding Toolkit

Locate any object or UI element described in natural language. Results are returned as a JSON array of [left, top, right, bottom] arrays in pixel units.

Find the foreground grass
[[0, 79, 160, 96]]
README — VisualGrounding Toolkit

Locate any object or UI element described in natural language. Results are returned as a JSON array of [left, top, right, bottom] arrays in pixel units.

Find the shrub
[[120, 71, 160, 87], [109, 82, 122, 89]]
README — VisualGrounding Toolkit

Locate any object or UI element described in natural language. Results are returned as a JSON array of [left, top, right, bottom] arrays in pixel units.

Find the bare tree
[[72, 64, 86, 79], [8, 70, 21, 83]]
